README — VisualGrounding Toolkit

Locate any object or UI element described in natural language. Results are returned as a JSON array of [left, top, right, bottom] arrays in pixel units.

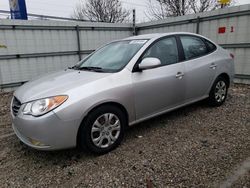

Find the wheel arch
[[217, 73, 230, 87], [76, 101, 129, 147], [207, 72, 230, 96]]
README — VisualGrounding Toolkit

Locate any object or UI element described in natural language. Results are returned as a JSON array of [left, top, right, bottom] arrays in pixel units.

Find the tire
[[78, 105, 126, 154], [208, 76, 229, 107]]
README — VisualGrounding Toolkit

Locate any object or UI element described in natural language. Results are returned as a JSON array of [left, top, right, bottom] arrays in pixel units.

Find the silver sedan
[[11, 32, 234, 154]]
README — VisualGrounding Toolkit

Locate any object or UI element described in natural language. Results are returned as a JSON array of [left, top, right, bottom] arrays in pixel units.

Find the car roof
[[123, 32, 202, 40]]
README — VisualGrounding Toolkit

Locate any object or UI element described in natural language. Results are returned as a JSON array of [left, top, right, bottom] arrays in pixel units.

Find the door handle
[[209, 63, 217, 69], [176, 72, 184, 79]]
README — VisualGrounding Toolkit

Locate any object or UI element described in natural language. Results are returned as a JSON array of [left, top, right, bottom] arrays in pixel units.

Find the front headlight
[[22, 95, 68, 117]]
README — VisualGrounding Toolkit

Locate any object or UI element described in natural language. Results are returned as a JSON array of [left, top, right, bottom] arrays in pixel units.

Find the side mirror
[[138, 57, 161, 70]]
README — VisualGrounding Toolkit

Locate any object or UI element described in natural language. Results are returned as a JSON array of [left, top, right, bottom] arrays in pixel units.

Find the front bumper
[[11, 111, 80, 151]]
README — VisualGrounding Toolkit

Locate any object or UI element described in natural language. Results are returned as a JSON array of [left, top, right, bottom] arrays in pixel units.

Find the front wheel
[[78, 105, 126, 154], [208, 76, 229, 107]]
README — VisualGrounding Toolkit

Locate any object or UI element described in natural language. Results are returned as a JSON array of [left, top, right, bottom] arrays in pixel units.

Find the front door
[[132, 36, 185, 121]]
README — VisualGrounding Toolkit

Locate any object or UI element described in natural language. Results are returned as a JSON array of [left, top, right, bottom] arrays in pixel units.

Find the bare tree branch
[[190, 0, 219, 13], [146, 0, 236, 20], [146, 0, 191, 20], [72, 0, 130, 23]]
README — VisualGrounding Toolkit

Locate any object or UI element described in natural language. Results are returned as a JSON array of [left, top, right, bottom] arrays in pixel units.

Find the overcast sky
[[1, 0, 250, 22]]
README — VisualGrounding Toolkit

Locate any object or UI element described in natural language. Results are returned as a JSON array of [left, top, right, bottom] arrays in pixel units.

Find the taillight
[[230, 53, 234, 59]]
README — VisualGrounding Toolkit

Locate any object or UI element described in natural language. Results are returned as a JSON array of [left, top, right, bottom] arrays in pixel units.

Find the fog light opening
[[28, 138, 49, 147]]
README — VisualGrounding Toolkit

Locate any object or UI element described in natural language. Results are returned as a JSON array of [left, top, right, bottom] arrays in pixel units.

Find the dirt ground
[[0, 84, 249, 188]]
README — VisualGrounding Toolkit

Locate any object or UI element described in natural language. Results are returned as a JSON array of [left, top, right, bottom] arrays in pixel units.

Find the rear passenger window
[[180, 36, 207, 60], [205, 39, 217, 52]]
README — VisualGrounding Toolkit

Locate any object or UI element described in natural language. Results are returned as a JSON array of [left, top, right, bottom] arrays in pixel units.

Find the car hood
[[14, 69, 112, 103]]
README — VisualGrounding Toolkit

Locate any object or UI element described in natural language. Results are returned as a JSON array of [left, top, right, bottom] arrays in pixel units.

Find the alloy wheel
[[215, 80, 227, 103], [91, 113, 121, 148]]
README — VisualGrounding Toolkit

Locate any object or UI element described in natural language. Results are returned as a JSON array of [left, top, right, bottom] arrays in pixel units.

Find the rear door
[[178, 35, 217, 102], [132, 36, 185, 120]]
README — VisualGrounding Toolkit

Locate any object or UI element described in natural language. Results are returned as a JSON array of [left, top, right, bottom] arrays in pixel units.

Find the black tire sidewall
[[209, 77, 229, 106], [79, 105, 126, 154]]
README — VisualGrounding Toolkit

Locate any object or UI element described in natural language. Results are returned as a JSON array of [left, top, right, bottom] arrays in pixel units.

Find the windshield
[[75, 40, 147, 72]]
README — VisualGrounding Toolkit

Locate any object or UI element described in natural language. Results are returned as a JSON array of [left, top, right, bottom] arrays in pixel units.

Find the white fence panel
[[0, 20, 132, 89], [137, 5, 250, 83], [1, 5, 250, 90]]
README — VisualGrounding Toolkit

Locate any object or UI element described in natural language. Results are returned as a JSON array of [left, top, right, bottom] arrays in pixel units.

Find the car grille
[[12, 97, 22, 116]]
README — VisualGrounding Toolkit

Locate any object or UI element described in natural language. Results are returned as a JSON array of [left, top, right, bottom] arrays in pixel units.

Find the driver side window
[[142, 37, 179, 66]]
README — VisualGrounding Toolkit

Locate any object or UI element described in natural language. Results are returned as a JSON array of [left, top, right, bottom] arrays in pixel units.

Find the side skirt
[[128, 95, 209, 126]]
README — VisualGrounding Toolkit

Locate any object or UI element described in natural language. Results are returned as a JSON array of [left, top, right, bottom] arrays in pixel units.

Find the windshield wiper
[[77, 66, 104, 72], [68, 65, 77, 69]]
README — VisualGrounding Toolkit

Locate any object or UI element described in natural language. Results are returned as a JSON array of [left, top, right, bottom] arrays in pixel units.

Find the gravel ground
[[0, 84, 249, 187]]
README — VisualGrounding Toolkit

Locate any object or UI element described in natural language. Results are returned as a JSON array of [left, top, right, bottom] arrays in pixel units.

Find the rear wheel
[[208, 76, 229, 106], [78, 105, 126, 154]]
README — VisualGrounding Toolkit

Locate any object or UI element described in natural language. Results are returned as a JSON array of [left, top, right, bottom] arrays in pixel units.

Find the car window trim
[[132, 35, 182, 72], [202, 38, 217, 54], [176, 34, 217, 62]]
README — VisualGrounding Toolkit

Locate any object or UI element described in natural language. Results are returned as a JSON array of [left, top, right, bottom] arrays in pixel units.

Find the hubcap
[[215, 81, 227, 103], [91, 113, 121, 148]]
